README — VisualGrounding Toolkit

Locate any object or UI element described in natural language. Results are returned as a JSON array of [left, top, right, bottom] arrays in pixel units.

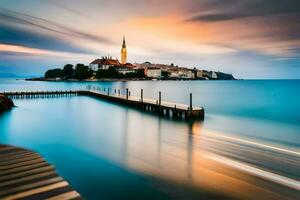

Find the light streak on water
[[205, 153, 300, 190]]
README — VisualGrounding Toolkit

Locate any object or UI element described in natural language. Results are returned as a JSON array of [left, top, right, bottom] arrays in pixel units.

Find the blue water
[[0, 79, 299, 199]]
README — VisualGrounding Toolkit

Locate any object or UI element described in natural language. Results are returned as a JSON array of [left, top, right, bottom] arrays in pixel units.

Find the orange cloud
[[0, 44, 90, 59]]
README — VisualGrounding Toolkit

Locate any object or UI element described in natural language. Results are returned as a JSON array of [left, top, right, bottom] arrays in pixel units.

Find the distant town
[[29, 37, 235, 81]]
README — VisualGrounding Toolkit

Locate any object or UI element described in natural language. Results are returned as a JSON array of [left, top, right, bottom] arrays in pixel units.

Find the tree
[[63, 64, 74, 79], [162, 71, 170, 78], [74, 64, 92, 80], [44, 68, 63, 78], [96, 67, 120, 78]]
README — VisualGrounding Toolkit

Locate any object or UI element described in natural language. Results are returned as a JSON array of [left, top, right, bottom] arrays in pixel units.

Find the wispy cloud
[[0, 9, 113, 44], [0, 0, 299, 78], [0, 23, 94, 54], [180, 0, 300, 58], [0, 9, 116, 57], [186, 0, 300, 22], [0, 44, 90, 59]]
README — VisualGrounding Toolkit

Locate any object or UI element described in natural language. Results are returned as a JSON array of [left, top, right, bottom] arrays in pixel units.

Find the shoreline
[[24, 77, 236, 82]]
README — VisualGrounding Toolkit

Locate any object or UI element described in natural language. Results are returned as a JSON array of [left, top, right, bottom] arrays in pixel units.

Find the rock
[[0, 95, 14, 113]]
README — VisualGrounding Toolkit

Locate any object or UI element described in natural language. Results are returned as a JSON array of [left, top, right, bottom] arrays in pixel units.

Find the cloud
[[0, 24, 94, 54], [180, 0, 300, 58], [186, 0, 300, 22], [1, 0, 299, 78], [0, 44, 91, 59], [0, 9, 113, 44], [0, 9, 116, 57]]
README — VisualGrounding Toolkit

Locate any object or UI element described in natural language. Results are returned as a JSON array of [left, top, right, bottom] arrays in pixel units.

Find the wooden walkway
[[0, 144, 82, 200], [0, 89, 204, 120]]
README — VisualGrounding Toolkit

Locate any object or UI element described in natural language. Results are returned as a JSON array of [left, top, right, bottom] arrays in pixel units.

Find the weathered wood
[[0, 145, 83, 200], [141, 89, 143, 103], [0, 89, 205, 120]]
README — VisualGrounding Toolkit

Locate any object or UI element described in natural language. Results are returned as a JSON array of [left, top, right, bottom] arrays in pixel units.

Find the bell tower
[[121, 36, 127, 64]]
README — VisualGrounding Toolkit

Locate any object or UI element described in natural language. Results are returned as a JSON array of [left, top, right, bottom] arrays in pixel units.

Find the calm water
[[0, 79, 299, 199]]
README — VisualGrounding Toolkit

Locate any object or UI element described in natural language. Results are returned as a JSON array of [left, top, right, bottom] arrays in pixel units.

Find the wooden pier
[[0, 89, 204, 120], [0, 144, 82, 200]]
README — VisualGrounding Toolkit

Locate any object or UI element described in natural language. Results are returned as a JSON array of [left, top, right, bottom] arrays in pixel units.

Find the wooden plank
[[0, 177, 64, 197], [0, 151, 36, 162], [0, 171, 57, 187], [2, 181, 69, 200], [45, 191, 81, 200], [0, 157, 45, 171], [0, 154, 43, 166], [0, 165, 55, 182], [0, 146, 18, 152], [0, 145, 82, 199], [0, 162, 49, 176], [0, 149, 30, 157], [16, 185, 75, 200]]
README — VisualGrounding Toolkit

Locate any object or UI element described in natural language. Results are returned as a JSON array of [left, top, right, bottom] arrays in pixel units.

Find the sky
[[0, 0, 300, 79]]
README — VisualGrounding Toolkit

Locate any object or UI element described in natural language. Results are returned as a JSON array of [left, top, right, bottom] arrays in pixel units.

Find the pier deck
[[1, 89, 204, 120], [0, 144, 82, 200]]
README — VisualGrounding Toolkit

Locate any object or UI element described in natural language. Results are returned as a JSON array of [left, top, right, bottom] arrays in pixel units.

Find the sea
[[0, 79, 299, 199]]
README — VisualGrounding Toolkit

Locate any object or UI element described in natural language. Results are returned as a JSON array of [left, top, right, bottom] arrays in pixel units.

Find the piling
[[141, 89, 143, 103], [0, 89, 204, 120], [190, 93, 193, 111]]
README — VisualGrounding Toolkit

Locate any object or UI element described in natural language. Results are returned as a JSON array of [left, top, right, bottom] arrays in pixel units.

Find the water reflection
[[0, 96, 299, 199], [115, 110, 299, 199]]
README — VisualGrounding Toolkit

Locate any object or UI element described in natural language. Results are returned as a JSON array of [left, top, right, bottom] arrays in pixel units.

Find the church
[[120, 36, 127, 64], [89, 36, 128, 71]]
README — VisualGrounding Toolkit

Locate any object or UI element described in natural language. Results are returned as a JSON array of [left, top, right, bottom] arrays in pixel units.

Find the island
[[27, 58, 235, 82], [26, 36, 235, 82]]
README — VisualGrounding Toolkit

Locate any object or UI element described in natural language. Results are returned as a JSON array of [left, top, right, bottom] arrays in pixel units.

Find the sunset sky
[[0, 0, 300, 78]]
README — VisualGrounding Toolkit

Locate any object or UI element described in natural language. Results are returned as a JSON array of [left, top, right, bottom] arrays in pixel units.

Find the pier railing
[[0, 87, 204, 120]]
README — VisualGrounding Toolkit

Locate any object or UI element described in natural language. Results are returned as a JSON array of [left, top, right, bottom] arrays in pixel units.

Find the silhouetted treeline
[[44, 64, 145, 80], [45, 64, 92, 80]]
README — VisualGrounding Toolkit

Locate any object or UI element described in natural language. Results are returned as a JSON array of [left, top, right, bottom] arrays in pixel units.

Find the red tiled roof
[[90, 58, 120, 66], [121, 63, 135, 68], [102, 59, 120, 66]]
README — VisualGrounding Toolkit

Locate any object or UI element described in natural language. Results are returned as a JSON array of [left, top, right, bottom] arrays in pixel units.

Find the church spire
[[121, 36, 127, 64], [122, 36, 126, 48]]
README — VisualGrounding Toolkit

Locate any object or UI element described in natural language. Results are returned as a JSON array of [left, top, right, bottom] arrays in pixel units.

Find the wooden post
[[174, 104, 177, 118], [190, 93, 193, 110], [141, 89, 143, 102], [159, 91, 161, 106], [126, 88, 129, 100]]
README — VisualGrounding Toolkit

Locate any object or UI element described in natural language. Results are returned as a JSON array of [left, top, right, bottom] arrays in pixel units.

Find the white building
[[117, 67, 135, 75], [185, 70, 195, 79], [89, 59, 102, 71], [169, 70, 179, 78], [146, 68, 162, 78], [178, 69, 195, 79], [211, 71, 218, 79], [89, 58, 121, 71]]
